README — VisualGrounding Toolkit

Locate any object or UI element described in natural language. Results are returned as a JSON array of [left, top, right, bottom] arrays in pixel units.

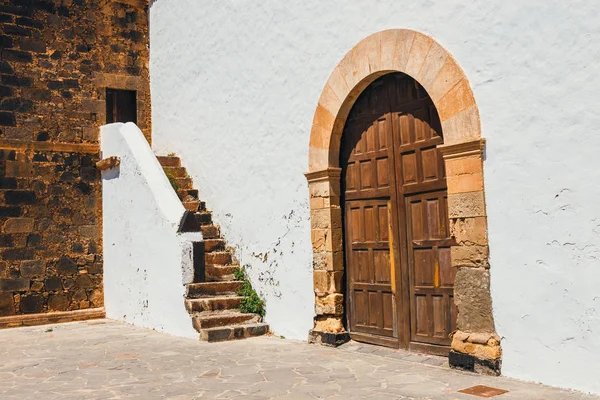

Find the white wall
[[101, 122, 200, 339], [148, 0, 600, 393]]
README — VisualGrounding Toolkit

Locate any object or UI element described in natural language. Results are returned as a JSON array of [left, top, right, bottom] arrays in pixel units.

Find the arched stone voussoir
[[308, 29, 481, 172]]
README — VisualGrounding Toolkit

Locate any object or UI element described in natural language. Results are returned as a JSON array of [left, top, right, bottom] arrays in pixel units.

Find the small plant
[[45, 328, 53, 333], [167, 152, 175, 157], [235, 266, 265, 317], [164, 168, 180, 192]]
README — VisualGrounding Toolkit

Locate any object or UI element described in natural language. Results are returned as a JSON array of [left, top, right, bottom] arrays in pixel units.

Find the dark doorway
[[106, 88, 137, 124]]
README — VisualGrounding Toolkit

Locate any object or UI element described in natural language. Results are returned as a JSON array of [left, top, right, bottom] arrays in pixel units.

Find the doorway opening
[[340, 72, 456, 355]]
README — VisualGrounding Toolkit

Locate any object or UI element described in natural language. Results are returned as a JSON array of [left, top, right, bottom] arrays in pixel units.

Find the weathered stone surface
[[48, 294, 70, 312], [314, 315, 344, 333], [313, 270, 343, 295], [451, 245, 489, 267], [0, 278, 29, 291], [0, 292, 15, 316], [454, 267, 496, 333], [3, 217, 34, 233], [448, 191, 486, 218], [315, 293, 344, 315], [20, 260, 45, 277], [450, 217, 488, 246]]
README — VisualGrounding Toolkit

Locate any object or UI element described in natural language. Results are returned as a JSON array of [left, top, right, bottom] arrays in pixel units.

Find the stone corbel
[[96, 156, 120, 171]]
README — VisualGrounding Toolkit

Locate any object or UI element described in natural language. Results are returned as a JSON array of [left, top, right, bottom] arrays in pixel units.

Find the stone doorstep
[[173, 177, 192, 189], [185, 296, 243, 313], [0, 308, 105, 329], [183, 201, 200, 211], [194, 211, 213, 226], [162, 166, 187, 177], [191, 310, 261, 330], [186, 281, 243, 298], [200, 225, 220, 239], [205, 251, 232, 265], [199, 322, 269, 342]]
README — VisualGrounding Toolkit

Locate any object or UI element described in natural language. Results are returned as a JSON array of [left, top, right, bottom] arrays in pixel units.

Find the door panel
[[341, 72, 455, 353]]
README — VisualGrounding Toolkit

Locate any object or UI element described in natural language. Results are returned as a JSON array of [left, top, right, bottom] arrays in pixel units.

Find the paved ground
[[0, 320, 597, 399]]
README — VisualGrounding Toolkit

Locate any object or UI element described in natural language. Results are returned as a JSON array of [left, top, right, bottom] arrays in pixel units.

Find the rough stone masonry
[[0, 0, 150, 323]]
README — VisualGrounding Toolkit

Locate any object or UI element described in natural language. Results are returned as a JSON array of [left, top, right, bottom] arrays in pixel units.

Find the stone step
[[199, 322, 270, 342], [185, 296, 243, 313], [163, 166, 188, 177], [204, 239, 225, 252], [205, 251, 232, 265], [184, 201, 201, 212], [173, 177, 193, 189], [201, 225, 220, 239], [177, 188, 199, 201], [205, 264, 239, 282], [192, 311, 261, 331], [186, 281, 242, 298], [157, 156, 180, 167], [194, 211, 212, 226]]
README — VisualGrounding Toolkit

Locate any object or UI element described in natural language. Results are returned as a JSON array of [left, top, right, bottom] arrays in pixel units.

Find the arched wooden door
[[340, 72, 457, 355]]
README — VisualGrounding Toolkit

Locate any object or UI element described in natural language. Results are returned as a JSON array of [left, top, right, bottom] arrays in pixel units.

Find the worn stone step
[[206, 264, 239, 282], [199, 322, 270, 342], [201, 225, 220, 239], [184, 201, 201, 212], [205, 251, 232, 265], [185, 296, 243, 313], [157, 156, 180, 167], [163, 166, 187, 177], [204, 239, 225, 252], [194, 211, 212, 225], [186, 281, 242, 298], [192, 311, 261, 331], [173, 177, 193, 189], [177, 189, 199, 201]]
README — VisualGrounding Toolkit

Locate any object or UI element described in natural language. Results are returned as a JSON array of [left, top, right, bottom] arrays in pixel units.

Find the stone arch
[[306, 29, 501, 374]]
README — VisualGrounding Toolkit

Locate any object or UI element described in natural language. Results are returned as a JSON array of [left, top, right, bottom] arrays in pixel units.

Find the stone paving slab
[[0, 319, 597, 399]]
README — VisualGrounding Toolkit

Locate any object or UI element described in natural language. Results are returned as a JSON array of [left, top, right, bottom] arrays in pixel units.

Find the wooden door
[[340, 73, 456, 354]]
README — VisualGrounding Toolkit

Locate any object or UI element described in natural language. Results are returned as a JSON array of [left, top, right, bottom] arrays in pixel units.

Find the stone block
[[445, 155, 483, 177], [0, 292, 14, 316], [315, 293, 344, 315], [20, 260, 45, 277], [446, 172, 484, 194], [314, 315, 344, 333], [308, 329, 350, 347], [20, 294, 43, 314], [0, 278, 30, 291], [75, 274, 94, 288], [3, 217, 34, 233], [2, 248, 34, 260], [312, 251, 344, 271], [451, 245, 489, 268], [44, 277, 62, 291], [57, 256, 78, 275], [48, 294, 70, 311], [450, 217, 488, 246], [89, 289, 104, 307], [454, 267, 495, 333], [313, 270, 343, 295], [448, 191, 486, 218]]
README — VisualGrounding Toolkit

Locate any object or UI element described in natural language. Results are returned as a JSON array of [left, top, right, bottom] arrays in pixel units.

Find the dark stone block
[[63, 79, 79, 88], [32, 152, 47, 161], [36, 131, 49, 141], [0, 207, 21, 218], [57, 256, 77, 275], [0, 15, 12, 24], [0, 177, 17, 188], [2, 248, 34, 260], [71, 242, 84, 253], [0, 234, 13, 247], [60, 171, 74, 181], [308, 330, 351, 347], [3, 25, 31, 37], [80, 167, 98, 182], [60, 90, 72, 99], [75, 44, 90, 52], [75, 274, 93, 288], [50, 50, 61, 60], [88, 262, 102, 275], [20, 260, 44, 277], [19, 294, 43, 314], [0, 292, 14, 316], [48, 293, 69, 311], [75, 181, 92, 195], [2, 75, 32, 87], [1, 49, 32, 63], [27, 88, 49, 101], [0, 5, 34, 17], [0, 85, 12, 97], [47, 80, 63, 89], [0, 277, 29, 291], [0, 111, 15, 126], [449, 351, 501, 376], [0, 149, 15, 160], [26, 234, 41, 247], [5, 190, 35, 205], [44, 277, 61, 291], [0, 35, 13, 49], [0, 98, 33, 112], [19, 38, 46, 53], [15, 17, 44, 29]]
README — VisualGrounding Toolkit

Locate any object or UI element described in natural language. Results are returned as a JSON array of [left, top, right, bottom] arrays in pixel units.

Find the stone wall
[[0, 0, 150, 321]]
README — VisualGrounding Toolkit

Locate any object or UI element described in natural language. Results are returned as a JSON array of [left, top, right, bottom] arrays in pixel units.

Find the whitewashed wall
[[148, 0, 600, 393], [101, 122, 200, 339]]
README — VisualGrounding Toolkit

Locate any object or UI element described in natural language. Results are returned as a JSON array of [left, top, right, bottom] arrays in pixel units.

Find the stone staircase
[[157, 155, 269, 342]]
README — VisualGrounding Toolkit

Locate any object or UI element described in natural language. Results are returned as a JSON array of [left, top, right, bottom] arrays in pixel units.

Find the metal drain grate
[[458, 385, 509, 398]]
